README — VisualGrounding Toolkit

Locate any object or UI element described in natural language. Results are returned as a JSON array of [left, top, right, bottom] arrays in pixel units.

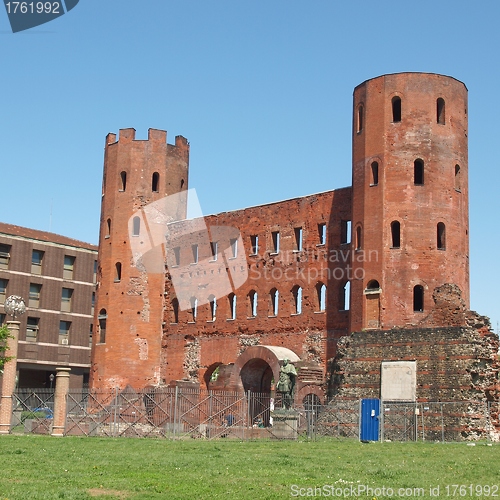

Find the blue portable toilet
[[360, 399, 380, 441]]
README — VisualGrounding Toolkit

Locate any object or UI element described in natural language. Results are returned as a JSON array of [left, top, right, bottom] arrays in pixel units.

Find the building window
[[0, 244, 11, 269], [318, 223, 326, 245], [115, 262, 122, 282], [106, 218, 111, 238], [294, 227, 303, 251], [455, 164, 462, 191], [0, 313, 5, 325], [414, 159, 424, 185], [437, 98, 445, 124], [192, 244, 199, 264], [31, 250, 44, 275], [248, 290, 258, 317], [355, 226, 362, 250], [437, 222, 446, 250], [291, 285, 302, 315], [173, 246, 181, 266], [341, 220, 351, 244], [210, 241, 218, 261], [391, 221, 401, 248], [269, 288, 279, 316], [366, 279, 380, 290], [91, 291, 95, 314], [63, 255, 75, 280], [271, 231, 280, 254], [0, 278, 8, 304], [209, 295, 217, 321], [230, 238, 238, 258], [132, 216, 140, 237], [316, 282, 326, 312], [61, 288, 73, 312], [59, 321, 71, 345], [341, 281, 350, 311], [190, 297, 198, 322], [250, 235, 259, 255], [228, 293, 237, 320], [413, 285, 424, 312], [89, 324, 93, 348], [93, 260, 98, 284], [171, 298, 179, 324], [98, 309, 107, 343], [152, 172, 160, 192], [120, 171, 127, 191], [371, 161, 379, 186], [29, 283, 41, 308], [357, 104, 364, 133], [26, 317, 39, 342], [392, 96, 401, 122]]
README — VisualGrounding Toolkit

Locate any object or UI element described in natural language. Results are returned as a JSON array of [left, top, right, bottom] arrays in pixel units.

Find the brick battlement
[[105, 128, 189, 149]]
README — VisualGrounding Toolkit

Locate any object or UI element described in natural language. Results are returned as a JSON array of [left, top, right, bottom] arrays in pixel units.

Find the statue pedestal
[[270, 408, 299, 440]]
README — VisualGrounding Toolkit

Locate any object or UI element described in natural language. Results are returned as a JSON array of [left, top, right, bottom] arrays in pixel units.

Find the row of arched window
[[366, 280, 424, 313], [368, 160, 462, 190], [169, 282, 351, 324], [357, 97, 448, 133], [354, 221, 447, 251], [117, 171, 185, 193], [105, 216, 142, 238], [390, 221, 446, 250]]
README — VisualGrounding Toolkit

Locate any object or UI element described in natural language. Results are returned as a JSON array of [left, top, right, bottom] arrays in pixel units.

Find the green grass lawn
[[0, 436, 498, 499]]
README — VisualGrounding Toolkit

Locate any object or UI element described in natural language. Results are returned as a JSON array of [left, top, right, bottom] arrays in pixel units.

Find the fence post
[[113, 387, 118, 437], [208, 390, 213, 439], [0, 321, 20, 435], [247, 390, 251, 437], [51, 367, 71, 437], [173, 386, 178, 439], [379, 400, 384, 442]]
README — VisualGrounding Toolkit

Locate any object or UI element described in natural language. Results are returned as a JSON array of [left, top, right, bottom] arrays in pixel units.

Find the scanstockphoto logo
[[3, 0, 79, 33], [129, 190, 248, 312]]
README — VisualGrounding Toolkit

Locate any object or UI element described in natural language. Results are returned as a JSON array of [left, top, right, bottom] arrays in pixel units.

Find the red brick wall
[[350, 73, 469, 331], [91, 129, 189, 389], [162, 188, 352, 386], [92, 73, 475, 399]]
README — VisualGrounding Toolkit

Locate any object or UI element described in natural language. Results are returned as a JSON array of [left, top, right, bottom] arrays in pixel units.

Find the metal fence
[[11, 388, 54, 434], [380, 401, 499, 442], [9, 388, 500, 442]]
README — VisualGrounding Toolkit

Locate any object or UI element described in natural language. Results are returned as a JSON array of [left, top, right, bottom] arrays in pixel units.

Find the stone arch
[[296, 385, 323, 407], [230, 345, 300, 392], [204, 362, 222, 390]]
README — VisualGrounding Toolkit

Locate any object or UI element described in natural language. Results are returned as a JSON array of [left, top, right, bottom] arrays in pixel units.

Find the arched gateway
[[230, 345, 300, 392], [230, 346, 301, 426]]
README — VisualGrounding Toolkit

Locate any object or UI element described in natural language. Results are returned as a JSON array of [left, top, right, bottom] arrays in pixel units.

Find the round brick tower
[[349, 73, 469, 332], [90, 128, 189, 389]]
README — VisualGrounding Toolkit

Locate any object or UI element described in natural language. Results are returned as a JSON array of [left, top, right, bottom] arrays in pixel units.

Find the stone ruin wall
[[327, 315, 499, 440]]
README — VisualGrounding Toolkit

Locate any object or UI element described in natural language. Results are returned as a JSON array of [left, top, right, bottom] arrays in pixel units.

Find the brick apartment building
[[0, 223, 97, 389], [85, 72, 497, 407]]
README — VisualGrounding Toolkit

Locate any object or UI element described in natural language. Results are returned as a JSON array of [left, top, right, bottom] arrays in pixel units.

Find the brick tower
[[91, 128, 189, 389], [349, 73, 469, 331]]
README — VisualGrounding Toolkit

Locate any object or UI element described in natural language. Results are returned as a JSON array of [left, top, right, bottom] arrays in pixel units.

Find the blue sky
[[1, 1, 499, 331]]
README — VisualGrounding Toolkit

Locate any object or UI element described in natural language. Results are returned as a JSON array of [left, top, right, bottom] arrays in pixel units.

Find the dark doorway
[[240, 358, 273, 425]]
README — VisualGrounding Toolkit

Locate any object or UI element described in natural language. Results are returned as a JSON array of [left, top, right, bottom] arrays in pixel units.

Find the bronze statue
[[276, 359, 297, 409]]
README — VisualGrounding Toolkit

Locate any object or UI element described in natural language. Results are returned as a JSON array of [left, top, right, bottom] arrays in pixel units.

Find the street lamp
[[49, 373, 55, 389], [0, 296, 25, 434], [4, 295, 26, 320]]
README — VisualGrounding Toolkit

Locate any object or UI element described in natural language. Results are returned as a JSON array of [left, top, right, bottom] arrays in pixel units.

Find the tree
[[0, 324, 13, 371]]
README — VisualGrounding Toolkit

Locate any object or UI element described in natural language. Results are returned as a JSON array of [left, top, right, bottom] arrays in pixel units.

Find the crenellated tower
[[349, 73, 469, 332], [91, 128, 189, 389]]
